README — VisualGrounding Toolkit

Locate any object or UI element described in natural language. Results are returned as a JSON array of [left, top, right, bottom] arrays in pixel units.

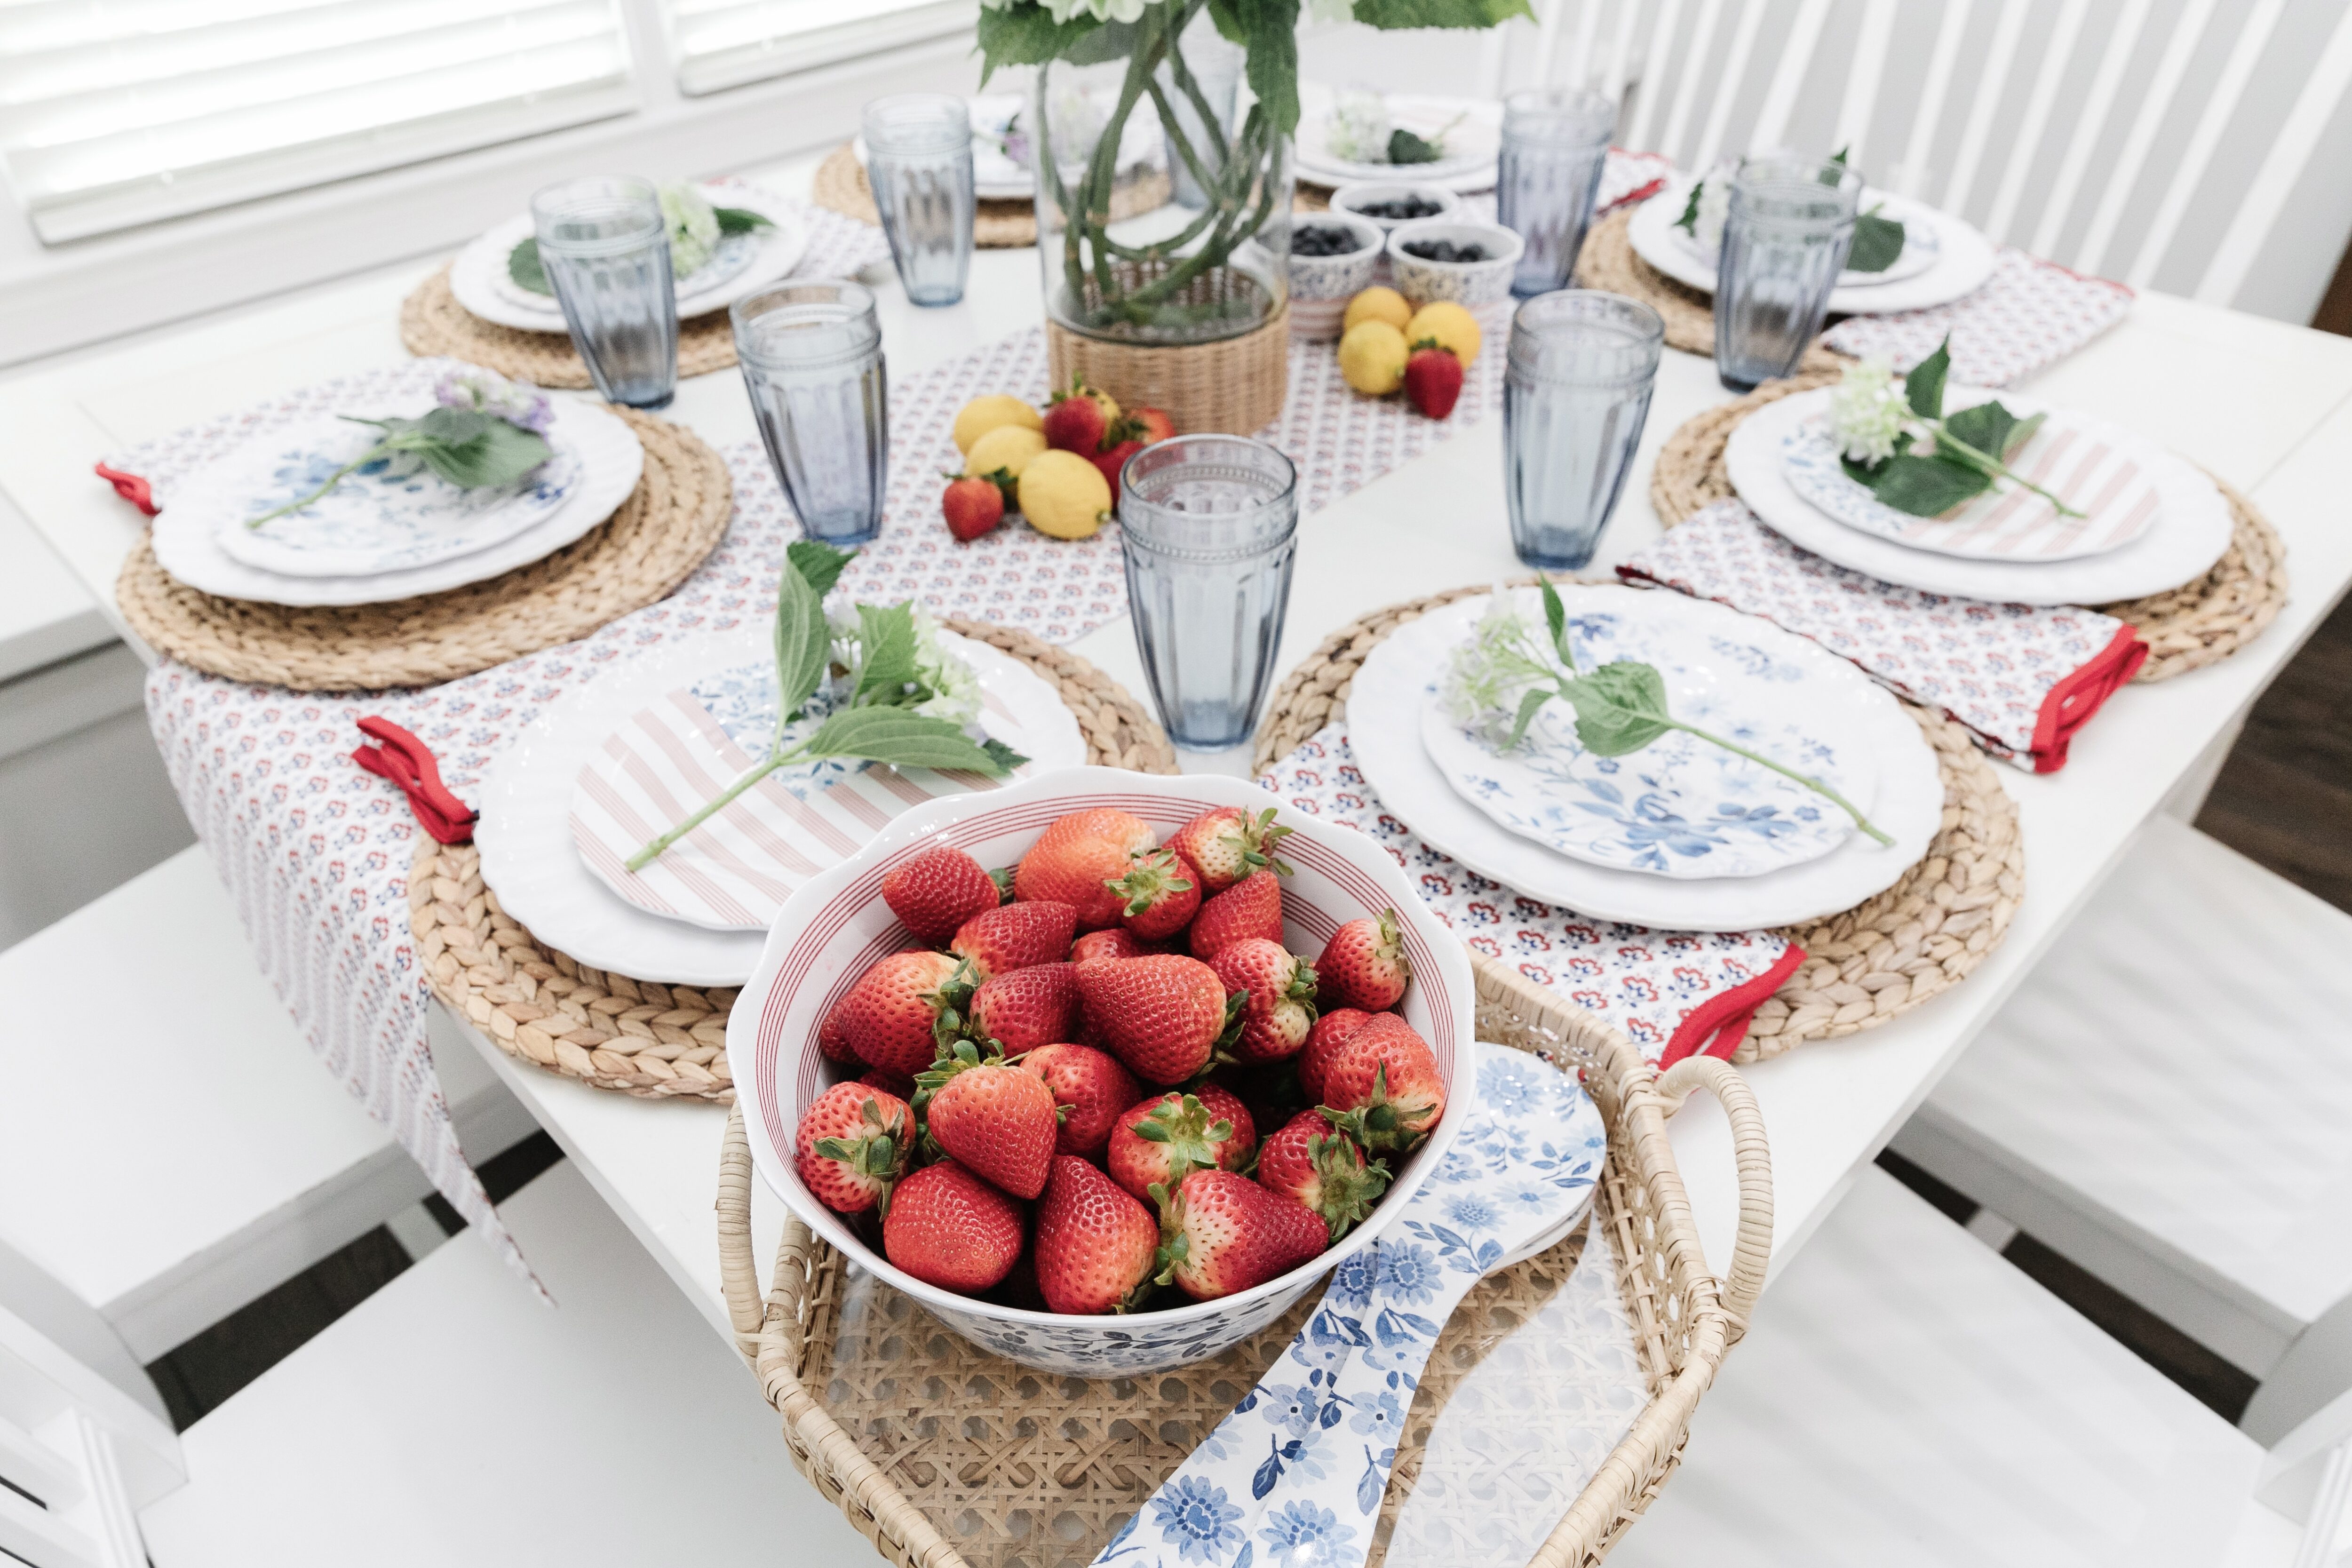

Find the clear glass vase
[[1029, 16, 1291, 347]]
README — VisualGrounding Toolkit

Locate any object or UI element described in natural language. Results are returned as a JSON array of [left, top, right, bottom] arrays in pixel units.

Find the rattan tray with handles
[[714, 951, 1772, 1568]]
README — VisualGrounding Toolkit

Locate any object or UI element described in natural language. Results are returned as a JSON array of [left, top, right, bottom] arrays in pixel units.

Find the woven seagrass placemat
[[1574, 207, 1848, 374], [412, 621, 1178, 1101], [1250, 581, 2023, 1059], [116, 410, 731, 692], [398, 268, 741, 391], [810, 143, 1173, 250], [1648, 373, 2292, 683]]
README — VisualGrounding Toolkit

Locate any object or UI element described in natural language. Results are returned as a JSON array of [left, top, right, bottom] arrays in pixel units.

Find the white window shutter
[[662, 0, 975, 97], [0, 0, 641, 243]]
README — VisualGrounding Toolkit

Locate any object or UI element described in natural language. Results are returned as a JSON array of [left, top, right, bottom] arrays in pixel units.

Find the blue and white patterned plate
[[207, 412, 576, 578], [1418, 591, 1880, 880]]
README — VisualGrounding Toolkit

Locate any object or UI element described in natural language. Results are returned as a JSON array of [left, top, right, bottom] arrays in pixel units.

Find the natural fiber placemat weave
[[398, 267, 740, 391], [810, 143, 1172, 250], [1575, 206, 1847, 374], [1250, 581, 2022, 1058], [116, 410, 731, 692], [414, 622, 1178, 1100], [1647, 374, 2291, 683]]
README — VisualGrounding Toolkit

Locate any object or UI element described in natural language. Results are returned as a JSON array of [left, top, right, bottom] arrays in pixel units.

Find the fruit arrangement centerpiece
[[938, 380, 1176, 543], [977, 0, 1531, 431], [736, 769, 1474, 1375]]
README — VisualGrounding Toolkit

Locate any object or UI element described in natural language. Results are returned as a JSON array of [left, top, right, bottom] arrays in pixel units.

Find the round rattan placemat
[[810, 143, 1173, 250], [1574, 207, 1848, 373], [1647, 374, 2292, 682], [1250, 581, 2023, 1058], [398, 268, 741, 391], [116, 410, 732, 692], [413, 621, 1179, 1100]]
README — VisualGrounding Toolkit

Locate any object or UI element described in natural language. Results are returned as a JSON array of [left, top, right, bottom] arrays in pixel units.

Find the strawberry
[[1256, 1111, 1391, 1242], [883, 1160, 1025, 1293], [1076, 954, 1246, 1085], [1403, 344, 1463, 419], [1318, 1013, 1447, 1155], [1189, 868, 1285, 961], [1071, 927, 1155, 966], [1128, 406, 1176, 445], [882, 843, 1002, 945], [1106, 1085, 1257, 1201], [834, 950, 970, 1077], [1297, 1007, 1371, 1103], [1016, 1042, 1140, 1158], [1150, 1169, 1329, 1302], [1042, 378, 1111, 454], [951, 900, 1078, 981], [1013, 808, 1157, 929], [1165, 805, 1293, 894], [1033, 1155, 1160, 1313], [858, 1066, 917, 1101], [916, 1040, 1061, 1200], [794, 1082, 913, 1215], [942, 473, 1006, 541], [1317, 909, 1411, 1011], [817, 1003, 859, 1066], [967, 960, 1083, 1052], [1092, 438, 1143, 495], [1106, 847, 1201, 942], [1210, 938, 1319, 1062]]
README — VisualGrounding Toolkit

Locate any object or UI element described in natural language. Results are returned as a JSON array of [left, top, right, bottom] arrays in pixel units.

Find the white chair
[[1608, 1164, 2352, 1567], [0, 844, 535, 1396], [0, 1158, 874, 1567], [1481, 0, 2352, 315], [1892, 813, 2352, 1447]]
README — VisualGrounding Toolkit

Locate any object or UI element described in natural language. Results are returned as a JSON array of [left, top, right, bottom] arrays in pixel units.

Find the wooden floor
[[2195, 592, 2352, 913]]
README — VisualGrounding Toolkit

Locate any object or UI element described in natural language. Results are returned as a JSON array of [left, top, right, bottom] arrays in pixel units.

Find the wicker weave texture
[[714, 952, 1772, 1568], [1646, 375, 2291, 683], [1046, 302, 1290, 437], [417, 622, 1177, 1098], [1248, 579, 2023, 1058], [811, 143, 1172, 250], [398, 268, 740, 390], [115, 410, 732, 691]]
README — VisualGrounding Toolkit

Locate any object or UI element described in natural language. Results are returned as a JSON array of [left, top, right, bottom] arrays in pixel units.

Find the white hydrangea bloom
[[910, 610, 983, 726], [434, 368, 553, 434], [1691, 170, 1732, 256], [1828, 354, 1912, 465], [1441, 591, 1556, 752], [1043, 0, 1160, 21], [659, 183, 722, 278], [1326, 88, 1391, 163]]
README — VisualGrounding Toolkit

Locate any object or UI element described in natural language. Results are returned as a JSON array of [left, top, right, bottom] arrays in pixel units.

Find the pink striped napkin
[[1824, 248, 2134, 387]]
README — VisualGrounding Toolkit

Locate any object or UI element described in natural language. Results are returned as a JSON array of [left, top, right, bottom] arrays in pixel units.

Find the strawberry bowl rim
[[728, 765, 1476, 1365]]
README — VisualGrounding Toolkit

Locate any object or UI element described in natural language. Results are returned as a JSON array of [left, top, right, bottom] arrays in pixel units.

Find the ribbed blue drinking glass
[[530, 176, 678, 409], [1496, 88, 1616, 298], [1715, 152, 1860, 391], [731, 280, 888, 548], [1503, 290, 1664, 570], [862, 94, 976, 308]]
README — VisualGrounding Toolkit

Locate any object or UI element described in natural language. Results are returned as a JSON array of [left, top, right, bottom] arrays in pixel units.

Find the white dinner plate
[[568, 631, 1088, 932], [1295, 87, 1502, 193], [1726, 389, 2235, 605], [1628, 176, 1998, 315], [149, 396, 643, 607], [1348, 589, 1944, 930], [447, 182, 810, 333]]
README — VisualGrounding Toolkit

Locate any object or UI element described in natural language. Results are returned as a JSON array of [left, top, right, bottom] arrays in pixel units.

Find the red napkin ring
[[95, 463, 158, 517], [354, 717, 477, 844]]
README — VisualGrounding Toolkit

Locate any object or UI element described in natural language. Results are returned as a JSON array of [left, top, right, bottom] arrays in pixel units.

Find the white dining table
[[5, 147, 2352, 1383]]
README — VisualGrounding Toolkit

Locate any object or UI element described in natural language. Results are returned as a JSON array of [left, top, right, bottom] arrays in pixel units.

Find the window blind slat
[[662, 0, 973, 97]]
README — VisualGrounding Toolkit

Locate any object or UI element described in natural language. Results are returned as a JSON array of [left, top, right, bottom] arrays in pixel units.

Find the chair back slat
[[1749, 0, 1836, 155], [2123, 0, 2287, 288], [1566, 0, 1604, 91], [1622, 0, 1688, 152], [1895, 0, 1974, 199], [1602, 0, 1642, 106], [2074, 0, 2221, 277], [1692, 0, 1769, 169], [2197, 6, 2352, 304], [1830, 0, 1900, 166], [1982, 0, 2089, 241], [1938, 0, 2031, 218], [2026, 0, 2154, 259], [1657, 0, 1725, 169]]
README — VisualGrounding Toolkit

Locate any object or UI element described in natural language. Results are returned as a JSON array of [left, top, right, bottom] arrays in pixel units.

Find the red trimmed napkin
[[1620, 500, 2148, 773], [1822, 249, 2134, 387], [353, 717, 477, 844]]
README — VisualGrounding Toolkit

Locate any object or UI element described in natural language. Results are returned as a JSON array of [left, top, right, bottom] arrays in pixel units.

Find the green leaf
[[852, 603, 921, 707], [1387, 127, 1442, 164], [1237, 0, 1302, 135], [1350, 0, 1536, 26], [786, 539, 856, 601], [798, 707, 1019, 776], [980, 737, 1029, 773], [1904, 339, 1951, 421], [1847, 210, 1905, 273], [418, 419, 551, 488], [711, 205, 773, 236], [975, 3, 1103, 81], [1559, 662, 1676, 757], [1505, 687, 1551, 751], [1061, 17, 1140, 64], [1673, 179, 1703, 234], [415, 406, 495, 445], [1205, 0, 1247, 42], [1538, 576, 1573, 669], [1842, 451, 1992, 517], [507, 238, 551, 295], [771, 551, 831, 726], [1944, 401, 2044, 466]]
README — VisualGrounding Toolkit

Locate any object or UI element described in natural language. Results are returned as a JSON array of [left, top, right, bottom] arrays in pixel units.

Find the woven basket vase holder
[[116, 410, 732, 692], [412, 621, 1179, 1102], [1249, 579, 2025, 1062], [1647, 372, 2292, 684], [717, 957, 1776, 1568]]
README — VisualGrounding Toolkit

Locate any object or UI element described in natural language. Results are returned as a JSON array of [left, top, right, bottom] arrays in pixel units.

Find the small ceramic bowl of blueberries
[[1286, 211, 1385, 338], [1385, 219, 1523, 306], [1327, 183, 1463, 233]]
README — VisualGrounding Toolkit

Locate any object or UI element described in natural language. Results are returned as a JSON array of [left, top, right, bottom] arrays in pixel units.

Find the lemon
[[952, 394, 1044, 455], [1017, 449, 1112, 540], [1343, 286, 1413, 335], [964, 423, 1048, 481], [1338, 320, 1410, 396], [1405, 301, 1482, 368]]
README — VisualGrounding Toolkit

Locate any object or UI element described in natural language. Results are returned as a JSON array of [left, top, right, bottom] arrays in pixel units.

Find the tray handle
[[1653, 1055, 1774, 1340]]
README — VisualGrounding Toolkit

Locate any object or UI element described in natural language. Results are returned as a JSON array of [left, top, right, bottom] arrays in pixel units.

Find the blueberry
[[1355, 195, 1445, 222], [1402, 239, 1487, 263], [1290, 226, 1363, 257]]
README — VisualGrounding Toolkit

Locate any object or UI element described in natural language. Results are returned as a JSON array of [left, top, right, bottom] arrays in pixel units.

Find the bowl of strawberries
[[729, 767, 1474, 1376]]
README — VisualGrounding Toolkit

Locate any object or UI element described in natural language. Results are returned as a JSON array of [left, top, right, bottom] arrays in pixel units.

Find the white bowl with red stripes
[[730, 766, 1475, 1375]]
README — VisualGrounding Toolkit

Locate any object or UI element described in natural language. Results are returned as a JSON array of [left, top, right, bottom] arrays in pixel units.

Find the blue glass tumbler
[[1503, 290, 1664, 571], [731, 280, 888, 548], [1119, 436, 1300, 750], [1715, 153, 1860, 391], [1497, 88, 1616, 298], [862, 94, 976, 308], [530, 176, 678, 409]]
